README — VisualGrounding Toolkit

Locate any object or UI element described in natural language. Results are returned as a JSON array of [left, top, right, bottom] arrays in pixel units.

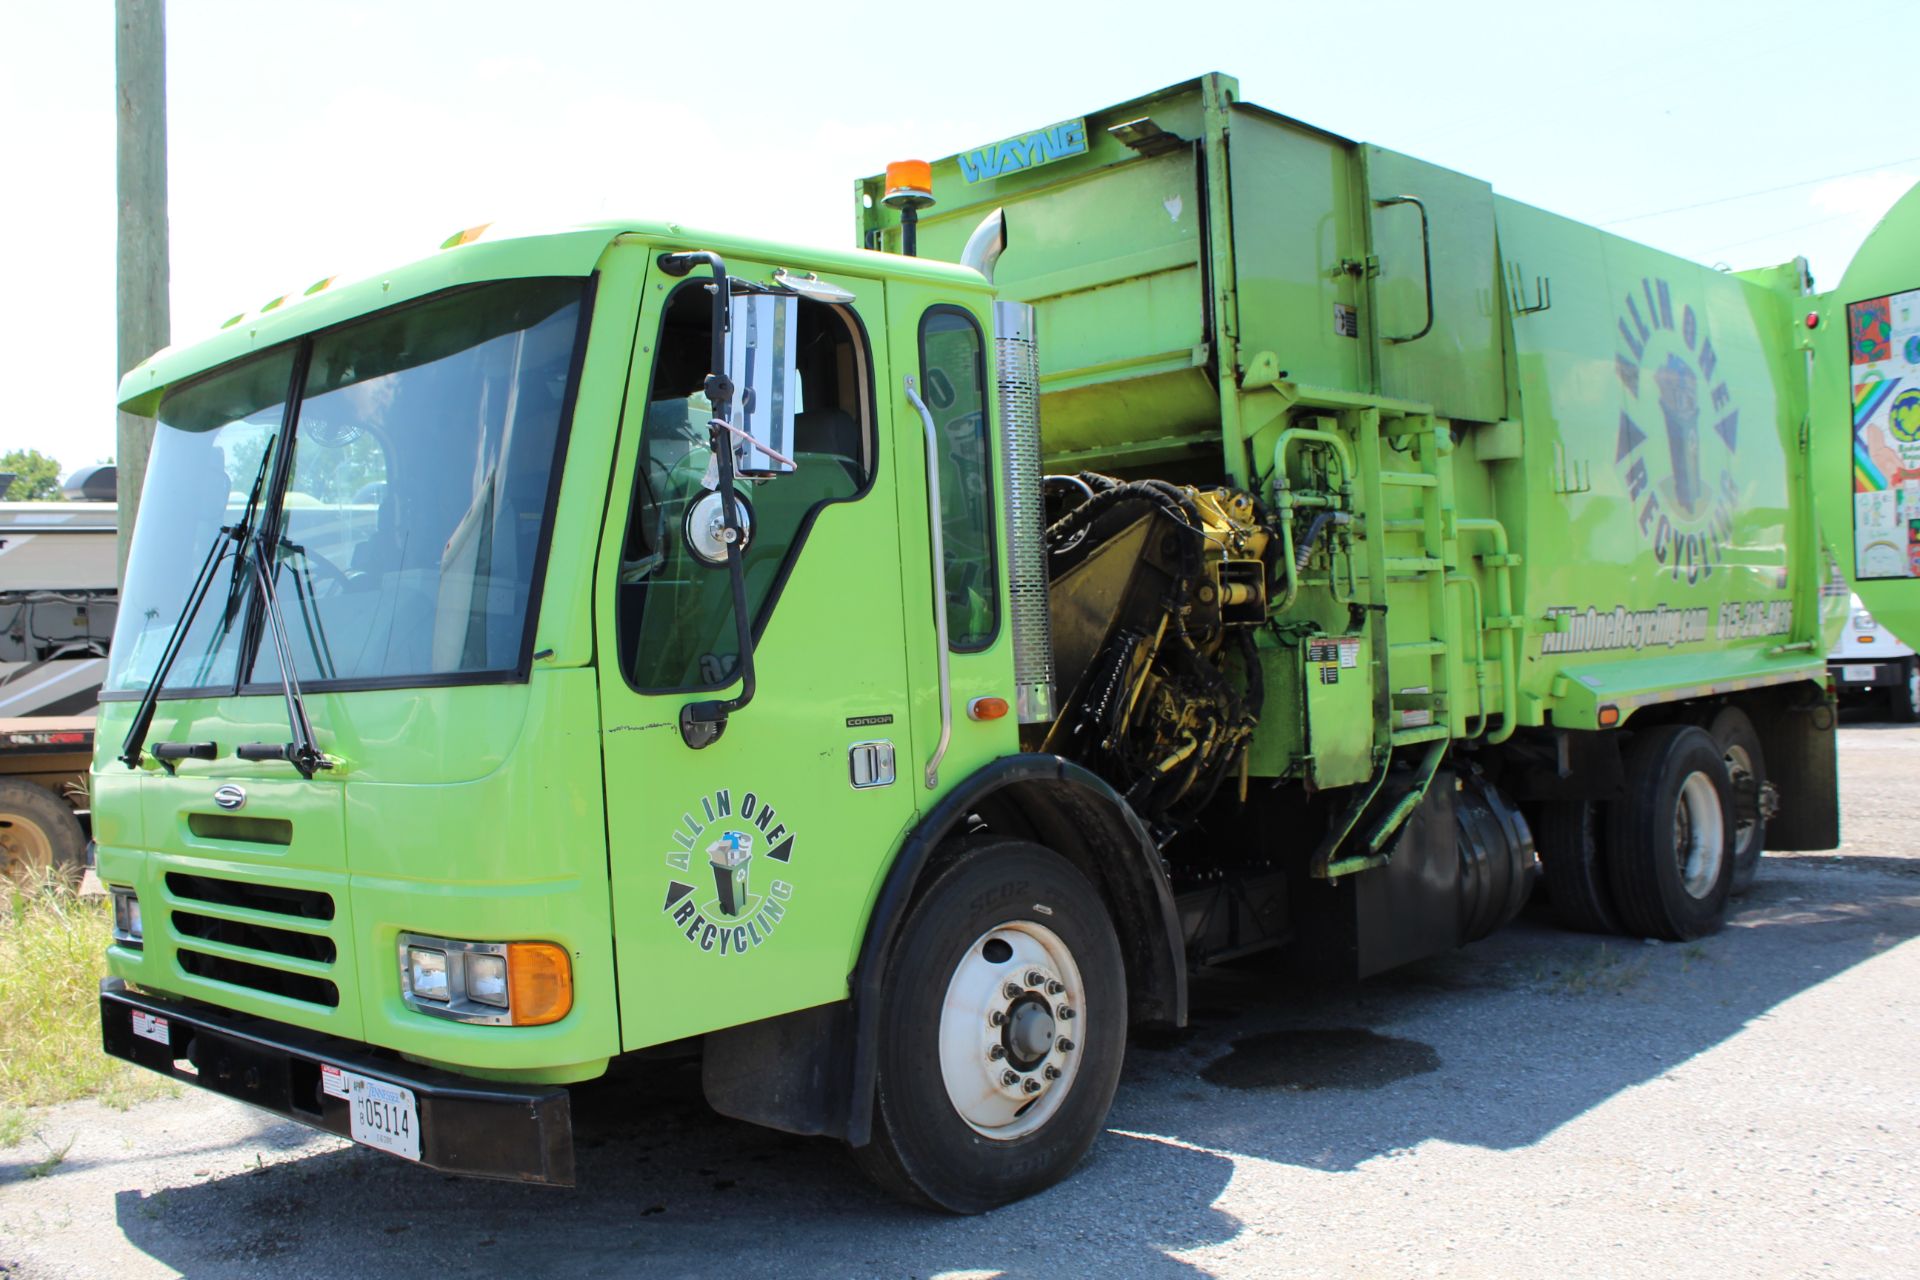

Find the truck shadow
[[107, 859, 1914, 1277], [1117, 856, 1920, 1174], [109, 1057, 1240, 1278]]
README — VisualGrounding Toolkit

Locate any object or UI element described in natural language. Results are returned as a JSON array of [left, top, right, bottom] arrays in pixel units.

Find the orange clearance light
[[883, 159, 935, 210], [507, 941, 573, 1026], [440, 222, 493, 250], [1597, 704, 1621, 727], [968, 696, 1010, 721]]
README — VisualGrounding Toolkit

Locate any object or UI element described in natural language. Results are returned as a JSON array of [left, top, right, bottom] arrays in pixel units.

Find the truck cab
[[97, 224, 1055, 1190]]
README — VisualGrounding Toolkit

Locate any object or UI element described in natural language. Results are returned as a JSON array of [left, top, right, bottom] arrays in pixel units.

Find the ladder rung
[[1478, 553, 1522, 567], [1381, 472, 1439, 488], [1391, 640, 1447, 656], [1385, 557, 1445, 573], [1391, 725, 1451, 746]]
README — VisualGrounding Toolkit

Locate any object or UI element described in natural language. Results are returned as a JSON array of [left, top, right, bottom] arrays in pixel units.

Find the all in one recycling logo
[[660, 788, 795, 957], [1613, 277, 1742, 585]]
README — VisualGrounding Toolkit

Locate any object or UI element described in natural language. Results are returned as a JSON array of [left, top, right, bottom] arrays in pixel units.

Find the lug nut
[[1058, 1005, 1076, 1021], [1044, 1065, 1061, 1080], [1047, 980, 1065, 995], [1001, 1069, 1020, 1087], [1003, 982, 1024, 1000], [1025, 970, 1046, 987], [1058, 1037, 1075, 1053], [1022, 1077, 1043, 1095], [989, 1010, 1007, 1026], [988, 1045, 1006, 1061]]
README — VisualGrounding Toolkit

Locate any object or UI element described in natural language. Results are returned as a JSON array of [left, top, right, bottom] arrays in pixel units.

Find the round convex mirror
[[683, 488, 754, 568]]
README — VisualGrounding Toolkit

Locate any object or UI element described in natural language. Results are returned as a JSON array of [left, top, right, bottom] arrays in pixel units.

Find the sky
[[4, 0, 1917, 476]]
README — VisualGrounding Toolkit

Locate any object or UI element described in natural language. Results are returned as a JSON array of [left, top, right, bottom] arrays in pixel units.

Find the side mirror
[[726, 293, 799, 477]]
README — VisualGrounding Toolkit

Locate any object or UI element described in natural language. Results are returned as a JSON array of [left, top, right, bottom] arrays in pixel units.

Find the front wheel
[[853, 839, 1127, 1213]]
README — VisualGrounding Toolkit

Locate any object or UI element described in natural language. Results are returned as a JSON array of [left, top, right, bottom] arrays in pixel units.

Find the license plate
[[1843, 665, 1877, 682], [344, 1071, 421, 1162]]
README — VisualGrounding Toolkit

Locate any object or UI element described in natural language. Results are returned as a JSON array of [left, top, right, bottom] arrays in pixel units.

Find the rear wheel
[[1606, 725, 1734, 940], [1699, 706, 1768, 896], [1535, 800, 1619, 934], [0, 778, 86, 889], [853, 839, 1127, 1213]]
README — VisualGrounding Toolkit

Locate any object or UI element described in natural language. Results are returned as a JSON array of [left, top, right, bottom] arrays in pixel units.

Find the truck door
[[596, 254, 917, 1048], [885, 286, 1022, 809], [1812, 181, 1920, 647]]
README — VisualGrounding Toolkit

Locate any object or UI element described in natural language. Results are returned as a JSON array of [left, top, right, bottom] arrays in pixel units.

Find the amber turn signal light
[[507, 942, 573, 1026], [968, 696, 1010, 721]]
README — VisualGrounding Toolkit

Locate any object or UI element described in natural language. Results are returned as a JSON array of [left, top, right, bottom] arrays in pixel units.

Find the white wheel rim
[[1908, 666, 1919, 714], [938, 920, 1085, 1140], [1675, 770, 1726, 899]]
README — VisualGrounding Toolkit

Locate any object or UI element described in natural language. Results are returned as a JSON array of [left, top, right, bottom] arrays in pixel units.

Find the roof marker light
[[440, 223, 493, 250]]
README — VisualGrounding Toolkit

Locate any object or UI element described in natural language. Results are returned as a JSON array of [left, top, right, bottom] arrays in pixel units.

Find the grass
[[1534, 942, 1650, 995], [0, 877, 174, 1138]]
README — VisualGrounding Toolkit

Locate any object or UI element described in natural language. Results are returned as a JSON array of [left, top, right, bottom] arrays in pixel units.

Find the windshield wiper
[[117, 522, 245, 770], [119, 448, 277, 771], [235, 532, 334, 778]]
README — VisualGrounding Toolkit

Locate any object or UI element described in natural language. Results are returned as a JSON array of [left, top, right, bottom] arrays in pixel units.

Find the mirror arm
[[662, 250, 759, 750]]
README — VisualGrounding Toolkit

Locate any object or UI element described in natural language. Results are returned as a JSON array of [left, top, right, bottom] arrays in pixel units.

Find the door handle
[[904, 375, 953, 790], [1374, 194, 1434, 344]]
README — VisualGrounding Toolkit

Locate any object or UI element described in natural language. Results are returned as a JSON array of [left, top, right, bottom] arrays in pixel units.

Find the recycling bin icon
[[708, 830, 753, 917]]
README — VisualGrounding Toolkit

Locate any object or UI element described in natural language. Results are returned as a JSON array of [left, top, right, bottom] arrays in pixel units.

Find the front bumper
[[100, 978, 574, 1185], [1829, 659, 1907, 692]]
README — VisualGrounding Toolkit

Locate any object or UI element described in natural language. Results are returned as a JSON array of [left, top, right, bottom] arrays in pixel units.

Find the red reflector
[[1805, 311, 1820, 329]]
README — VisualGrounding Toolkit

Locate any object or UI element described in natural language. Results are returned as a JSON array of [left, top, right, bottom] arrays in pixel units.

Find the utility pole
[[116, 0, 168, 580]]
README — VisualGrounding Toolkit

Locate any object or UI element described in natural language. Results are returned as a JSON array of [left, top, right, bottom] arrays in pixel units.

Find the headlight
[[109, 886, 142, 946], [1854, 609, 1879, 630], [397, 933, 571, 1026], [405, 945, 449, 1001], [467, 951, 508, 1007]]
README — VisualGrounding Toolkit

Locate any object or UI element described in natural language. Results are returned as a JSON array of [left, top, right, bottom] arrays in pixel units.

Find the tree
[[0, 449, 66, 501]]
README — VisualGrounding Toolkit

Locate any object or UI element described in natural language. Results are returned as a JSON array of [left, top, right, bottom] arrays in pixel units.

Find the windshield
[[106, 278, 588, 696]]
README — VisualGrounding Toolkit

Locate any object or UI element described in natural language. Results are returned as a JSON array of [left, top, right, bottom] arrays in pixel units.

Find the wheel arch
[[699, 753, 1187, 1148], [841, 754, 1186, 1145]]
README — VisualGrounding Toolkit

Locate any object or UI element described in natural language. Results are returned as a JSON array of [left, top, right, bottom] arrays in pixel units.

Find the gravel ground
[[4, 723, 1917, 1279]]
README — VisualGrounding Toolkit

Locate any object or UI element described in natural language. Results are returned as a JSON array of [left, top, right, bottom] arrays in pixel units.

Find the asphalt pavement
[[3, 724, 1916, 1278]]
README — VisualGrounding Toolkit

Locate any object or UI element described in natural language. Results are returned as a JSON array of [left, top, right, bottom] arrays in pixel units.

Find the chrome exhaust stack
[[993, 296, 1054, 725]]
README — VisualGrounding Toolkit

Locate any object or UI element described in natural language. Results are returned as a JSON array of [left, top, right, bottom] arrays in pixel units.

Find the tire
[[0, 778, 86, 888], [1606, 725, 1734, 940], [852, 838, 1127, 1213], [1890, 657, 1920, 723], [1699, 706, 1767, 896], [1535, 800, 1620, 934]]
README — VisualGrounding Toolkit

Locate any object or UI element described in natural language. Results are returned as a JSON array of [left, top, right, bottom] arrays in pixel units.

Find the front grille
[[177, 949, 340, 1007], [161, 870, 342, 1010], [166, 872, 334, 920], [172, 910, 338, 964]]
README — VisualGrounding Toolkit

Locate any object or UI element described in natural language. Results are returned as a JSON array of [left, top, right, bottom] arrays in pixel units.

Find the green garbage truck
[[98, 73, 1920, 1210]]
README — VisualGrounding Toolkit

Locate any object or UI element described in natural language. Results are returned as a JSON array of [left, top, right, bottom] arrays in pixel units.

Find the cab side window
[[616, 285, 873, 691], [920, 306, 998, 651]]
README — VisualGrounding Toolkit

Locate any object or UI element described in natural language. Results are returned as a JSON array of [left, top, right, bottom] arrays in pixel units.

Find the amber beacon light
[[883, 159, 936, 257]]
